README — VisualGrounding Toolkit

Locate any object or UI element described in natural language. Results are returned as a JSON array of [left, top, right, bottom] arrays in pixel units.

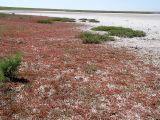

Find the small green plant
[[92, 26, 146, 38], [80, 32, 114, 44], [88, 19, 100, 23], [0, 52, 22, 82], [37, 19, 53, 24]]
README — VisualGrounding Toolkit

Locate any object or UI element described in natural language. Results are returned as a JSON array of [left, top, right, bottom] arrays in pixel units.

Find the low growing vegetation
[[79, 18, 88, 22], [37, 19, 53, 24], [79, 18, 88, 21], [37, 17, 76, 24], [51, 17, 76, 22], [85, 64, 97, 74], [79, 18, 100, 23], [0, 13, 9, 18], [92, 26, 146, 38], [88, 19, 100, 23], [0, 53, 22, 82], [0, 13, 159, 119], [80, 32, 114, 44], [0, 13, 32, 20]]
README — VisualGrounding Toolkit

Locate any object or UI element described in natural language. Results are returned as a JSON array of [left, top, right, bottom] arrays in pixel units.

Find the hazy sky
[[0, 0, 160, 11]]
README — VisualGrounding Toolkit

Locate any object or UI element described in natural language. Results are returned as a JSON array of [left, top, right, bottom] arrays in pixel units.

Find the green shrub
[[92, 26, 146, 38], [37, 19, 53, 24], [80, 32, 114, 44], [0, 53, 22, 82]]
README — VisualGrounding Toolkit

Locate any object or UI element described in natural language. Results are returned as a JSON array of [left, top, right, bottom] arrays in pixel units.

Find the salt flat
[[1, 10, 160, 67]]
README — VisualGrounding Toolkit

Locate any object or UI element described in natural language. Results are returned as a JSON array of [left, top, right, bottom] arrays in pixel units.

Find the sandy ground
[[1, 10, 160, 67]]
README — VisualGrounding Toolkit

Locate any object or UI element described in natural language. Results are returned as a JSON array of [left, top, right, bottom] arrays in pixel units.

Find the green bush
[[37, 19, 53, 24], [0, 53, 22, 82], [80, 32, 114, 44], [92, 26, 146, 38]]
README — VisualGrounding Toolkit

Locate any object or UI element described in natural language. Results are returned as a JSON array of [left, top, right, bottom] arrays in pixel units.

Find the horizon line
[[0, 6, 160, 14]]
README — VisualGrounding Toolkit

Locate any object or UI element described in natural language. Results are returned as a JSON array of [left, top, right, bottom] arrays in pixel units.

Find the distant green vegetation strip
[[37, 17, 76, 24], [80, 32, 114, 44], [88, 19, 100, 23], [37, 19, 53, 24], [0, 13, 32, 20], [92, 26, 146, 38], [0, 13, 7, 17], [0, 13, 23, 19], [0, 13, 76, 23], [79, 18, 100, 23], [51, 17, 76, 22], [0, 6, 159, 14]]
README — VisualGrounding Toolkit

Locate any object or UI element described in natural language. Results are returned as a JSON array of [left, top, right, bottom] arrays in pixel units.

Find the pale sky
[[0, 0, 160, 11]]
